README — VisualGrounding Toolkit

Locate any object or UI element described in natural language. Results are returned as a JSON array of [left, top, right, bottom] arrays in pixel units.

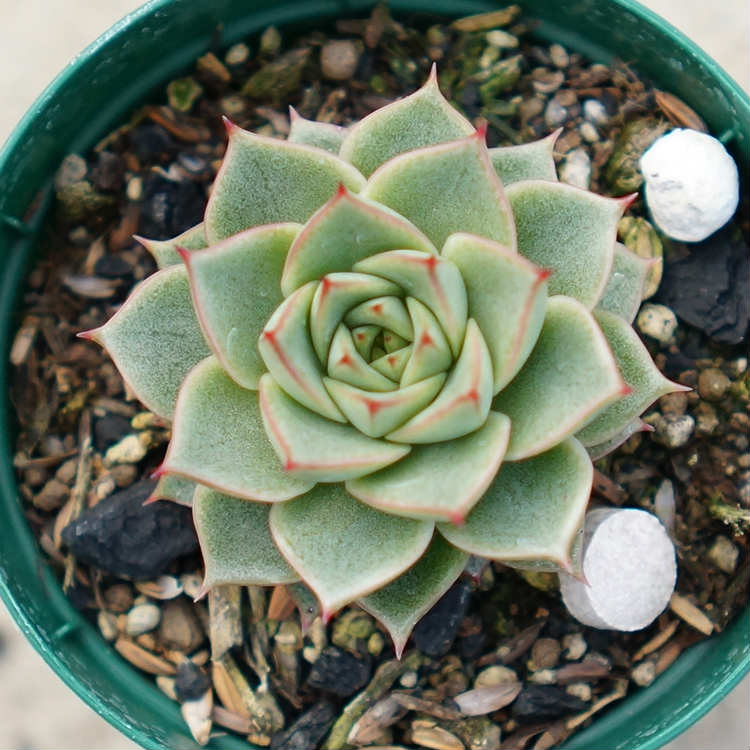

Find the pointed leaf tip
[[175, 245, 191, 264], [474, 120, 488, 141], [76, 328, 100, 342], [222, 115, 237, 135], [336, 181, 347, 197], [618, 192, 638, 211], [449, 510, 466, 526]]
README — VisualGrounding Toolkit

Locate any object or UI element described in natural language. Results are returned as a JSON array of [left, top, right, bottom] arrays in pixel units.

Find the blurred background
[[0, 1, 747, 748]]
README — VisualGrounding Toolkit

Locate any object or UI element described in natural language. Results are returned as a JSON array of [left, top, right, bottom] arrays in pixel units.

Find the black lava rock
[[61, 480, 198, 579], [131, 124, 176, 162], [512, 685, 589, 721], [307, 646, 371, 697], [270, 701, 336, 750], [412, 580, 472, 657], [91, 150, 125, 192], [94, 255, 134, 278], [656, 227, 749, 344], [175, 659, 211, 702], [138, 172, 206, 240], [93, 414, 132, 452]]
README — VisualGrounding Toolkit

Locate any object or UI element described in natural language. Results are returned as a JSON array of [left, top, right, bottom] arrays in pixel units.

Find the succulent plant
[[82, 68, 685, 654]]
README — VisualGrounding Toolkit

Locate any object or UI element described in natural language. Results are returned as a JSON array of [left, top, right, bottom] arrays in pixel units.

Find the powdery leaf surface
[[194, 485, 299, 589], [90, 266, 210, 419], [139, 222, 208, 269], [596, 243, 651, 324], [347, 411, 510, 522], [270, 484, 434, 616], [149, 474, 198, 506], [489, 131, 559, 186], [288, 108, 348, 153], [163, 357, 313, 501], [438, 438, 592, 569]]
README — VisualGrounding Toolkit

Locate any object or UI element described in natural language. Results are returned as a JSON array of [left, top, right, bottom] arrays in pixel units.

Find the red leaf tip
[[150, 465, 167, 480], [617, 192, 639, 212], [142, 493, 161, 506], [620, 383, 634, 397], [175, 245, 191, 264], [77, 328, 100, 342], [474, 120, 488, 142], [536, 267, 553, 283], [288, 105, 300, 122], [448, 510, 466, 526], [427, 62, 439, 86], [222, 115, 238, 135], [336, 182, 348, 198], [321, 608, 333, 625]]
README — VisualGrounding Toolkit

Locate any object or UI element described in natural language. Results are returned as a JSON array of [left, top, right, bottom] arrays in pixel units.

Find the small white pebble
[[560, 508, 677, 631], [126, 176, 143, 202], [126, 603, 162, 636], [528, 668, 557, 684], [654, 414, 695, 449], [544, 98, 567, 129], [562, 632, 587, 661], [579, 121, 599, 143], [640, 128, 739, 242], [653, 479, 675, 534], [566, 682, 592, 701], [559, 148, 591, 190], [399, 670, 418, 688], [485, 29, 518, 48], [583, 99, 608, 126], [631, 660, 657, 687], [636, 303, 678, 344], [474, 665, 518, 688], [549, 43, 569, 68]]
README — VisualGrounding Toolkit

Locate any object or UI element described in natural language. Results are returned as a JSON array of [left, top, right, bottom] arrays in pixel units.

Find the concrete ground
[[0, 1, 747, 748]]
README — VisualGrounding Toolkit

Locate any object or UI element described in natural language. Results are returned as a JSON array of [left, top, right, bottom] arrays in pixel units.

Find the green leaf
[[309, 272, 401, 365], [204, 123, 365, 243], [363, 130, 516, 250], [438, 438, 592, 570], [281, 188, 437, 296], [370, 346, 413, 381], [184, 223, 301, 390], [259, 374, 409, 482], [339, 66, 475, 177], [348, 412, 510, 523], [387, 320, 493, 444], [87, 266, 210, 419], [270, 484, 434, 617], [138, 223, 208, 269], [595, 243, 651, 324], [359, 535, 468, 657], [351, 325, 380, 359], [399, 298, 453, 386], [586, 417, 652, 460], [489, 131, 559, 186], [493, 296, 626, 460], [442, 232, 548, 394], [149, 474, 197, 506], [163, 357, 313, 501], [259, 282, 345, 422], [327, 325, 398, 391], [354, 250, 468, 357], [575, 309, 689, 447], [506, 180, 624, 308], [194, 485, 298, 589], [345, 296, 414, 341], [287, 107, 348, 153], [383, 331, 408, 353], [324, 373, 446, 438]]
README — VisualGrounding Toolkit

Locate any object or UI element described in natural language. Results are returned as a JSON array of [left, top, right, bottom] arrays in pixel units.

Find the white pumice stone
[[639, 128, 739, 242], [560, 508, 676, 631]]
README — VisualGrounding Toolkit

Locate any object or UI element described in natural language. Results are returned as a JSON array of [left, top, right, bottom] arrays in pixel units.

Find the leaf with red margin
[[359, 535, 468, 658], [270, 484, 434, 618], [327, 325, 398, 391], [182, 223, 301, 390], [348, 411, 510, 523], [161, 357, 313, 502], [362, 127, 516, 250], [595, 243, 652, 324], [81, 266, 210, 419], [137, 223, 207, 269], [287, 107, 348, 153], [259, 374, 409, 482], [205, 120, 365, 243], [492, 296, 627, 460]]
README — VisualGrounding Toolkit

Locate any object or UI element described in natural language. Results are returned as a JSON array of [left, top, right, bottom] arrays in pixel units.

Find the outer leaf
[[489, 130, 559, 186], [345, 296, 414, 341], [442, 232, 548, 394], [327, 325, 398, 391], [194, 486, 298, 588], [339, 66, 475, 177], [363, 129, 516, 250], [400, 298, 453, 386], [138, 223, 208, 269], [575, 309, 689, 447], [506, 180, 625, 309], [183, 223, 301, 390], [596, 243, 651, 324], [288, 107, 348, 153], [387, 320, 493, 444], [438, 438, 592, 570], [493, 296, 626, 460], [85, 266, 210, 419], [310, 272, 401, 364], [354, 250, 468, 357], [259, 374, 409, 482], [359, 535, 468, 657], [149, 474, 197, 507], [204, 122, 365, 243], [162, 357, 313, 501], [270, 484, 434, 617], [586, 418, 653, 460], [370, 346, 413, 381], [324, 373, 446, 438], [259, 282, 345, 422], [348, 412, 510, 523], [281, 187, 437, 296]]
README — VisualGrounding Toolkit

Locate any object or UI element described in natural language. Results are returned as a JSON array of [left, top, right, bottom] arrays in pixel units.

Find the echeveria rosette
[[83, 69, 686, 653]]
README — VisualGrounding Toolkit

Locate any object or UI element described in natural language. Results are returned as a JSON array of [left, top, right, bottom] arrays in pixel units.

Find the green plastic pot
[[0, 1, 747, 748]]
